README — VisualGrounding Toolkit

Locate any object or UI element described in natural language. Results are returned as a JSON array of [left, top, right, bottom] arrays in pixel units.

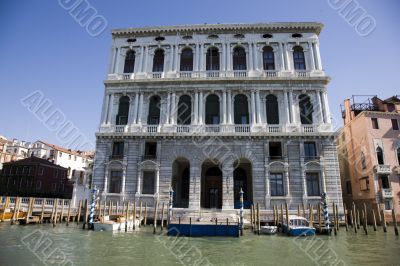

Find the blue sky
[[0, 0, 399, 149]]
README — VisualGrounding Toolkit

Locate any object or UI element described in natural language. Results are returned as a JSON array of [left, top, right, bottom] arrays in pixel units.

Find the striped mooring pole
[[89, 186, 99, 230], [239, 188, 244, 236], [167, 187, 174, 227], [321, 192, 330, 235]]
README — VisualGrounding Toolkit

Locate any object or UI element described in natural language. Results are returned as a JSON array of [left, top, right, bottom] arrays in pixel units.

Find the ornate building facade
[[93, 23, 343, 214]]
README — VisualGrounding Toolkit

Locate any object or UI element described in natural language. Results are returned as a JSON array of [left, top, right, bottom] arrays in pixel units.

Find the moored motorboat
[[282, 215, 316, 236], [260, 225, 278, 235], [93, 215, 141, 232]]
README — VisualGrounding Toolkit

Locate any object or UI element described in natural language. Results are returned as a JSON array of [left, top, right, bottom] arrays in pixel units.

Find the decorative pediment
[[139, 160, 160, 170]]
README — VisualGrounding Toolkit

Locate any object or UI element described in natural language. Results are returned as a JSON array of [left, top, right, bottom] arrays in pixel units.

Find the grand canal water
[[0, 223, 399, 266]]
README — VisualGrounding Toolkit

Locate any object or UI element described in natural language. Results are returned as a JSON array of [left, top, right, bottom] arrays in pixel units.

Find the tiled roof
[[3, 156, 67, 169], [36, 141, 89, 158]]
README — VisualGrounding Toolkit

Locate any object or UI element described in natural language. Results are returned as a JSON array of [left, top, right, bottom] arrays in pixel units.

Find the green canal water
[[0, 223, 399, 266]]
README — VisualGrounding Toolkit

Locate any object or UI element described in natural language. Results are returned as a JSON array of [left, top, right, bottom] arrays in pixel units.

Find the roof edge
[[112, 22, 324, 37]]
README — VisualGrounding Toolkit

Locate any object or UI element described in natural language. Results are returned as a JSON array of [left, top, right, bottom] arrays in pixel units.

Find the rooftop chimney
[[344, 99, 352, 124]]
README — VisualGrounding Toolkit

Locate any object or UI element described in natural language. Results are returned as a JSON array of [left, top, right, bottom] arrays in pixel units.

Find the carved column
[[251, 91, 256, 125]]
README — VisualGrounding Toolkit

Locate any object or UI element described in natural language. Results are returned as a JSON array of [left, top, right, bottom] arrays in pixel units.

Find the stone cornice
[[104, 76, 331, 87], [95, 132, 335, 140], [112, 22, 324, 37]]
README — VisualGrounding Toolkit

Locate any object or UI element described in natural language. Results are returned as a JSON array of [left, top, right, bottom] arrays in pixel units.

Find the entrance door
[[209, 188, 219, 209], [201, 166, 223, 209]]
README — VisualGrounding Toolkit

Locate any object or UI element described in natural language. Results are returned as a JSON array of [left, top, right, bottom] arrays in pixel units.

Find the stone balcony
[[107, 69, 326, 82], [375, 164, 392, 175], [99, 123, 333, 135], [381, 188, 393, 199]]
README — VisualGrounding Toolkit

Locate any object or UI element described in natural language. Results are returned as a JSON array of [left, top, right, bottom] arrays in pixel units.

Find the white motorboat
[[260, 225, 278, 235], [93, 215, 141, 232]]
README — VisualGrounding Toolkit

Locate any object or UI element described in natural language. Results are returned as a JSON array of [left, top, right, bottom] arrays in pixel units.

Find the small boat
[[260, 225, 278, 235], [283, 215, 316, 236], [93, 215, 141, 232]]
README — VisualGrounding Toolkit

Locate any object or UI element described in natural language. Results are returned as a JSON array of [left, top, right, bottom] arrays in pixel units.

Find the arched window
[[206, 47, 220, 71], [234, 94, 249, 124], [147, 95, 161, 125], [180, 48, 193, 71], [205, 94, 220, 125], [177, 95, 192, 125], [123, 50, 135, 73], [293, 46, 306, 70], [233, 47, 247, 70], [266, 94, 279, 124], [152, 49, 164, 72], [376, 147, 384, 165], [361, 152, 367, 170], [299, 94, 313, 125], [116, 96, 130, 125], [262, 46, 275, 70]]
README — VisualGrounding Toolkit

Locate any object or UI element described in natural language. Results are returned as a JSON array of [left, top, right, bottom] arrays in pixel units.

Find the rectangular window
[[360, 176, 370, 191], [270, 173, 284, 196], [74, 156, 77, 161], [306, 173, 320, 196], [52, 183, 57, 191], [69, 155, 72, 160], [144, 142, 157, 160], [112, 142, 124, 158], [346, 181, 352, 195], [371, 118, 379, 129], [384, 200, 392, 210], [22, 167, 28, 175], [392, 119, 399, 130], [269, 142, 282, 160], [142, 171, 155, 195], [109, 171, 122, 193], [304, 142, 317, 161], [36, 181, 42, 189], [39, 167, 44, 176], [55, 170, 58, 178], [59, 152, 62, 157]]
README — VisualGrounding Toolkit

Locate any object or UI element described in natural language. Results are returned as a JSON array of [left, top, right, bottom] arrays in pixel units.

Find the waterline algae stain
[[0, 224, 399, 266]]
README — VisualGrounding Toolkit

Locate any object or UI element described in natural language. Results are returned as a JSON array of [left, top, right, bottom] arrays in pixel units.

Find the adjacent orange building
[[338, 95, 400, 221]]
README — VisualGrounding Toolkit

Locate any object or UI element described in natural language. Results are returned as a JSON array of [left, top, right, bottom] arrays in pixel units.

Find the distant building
[[0, 137, 30, 169], [29, 141, 94, 205], [6, 139, 31, 160], [338, 95, 400, 220], [0, 156, 73, 199]]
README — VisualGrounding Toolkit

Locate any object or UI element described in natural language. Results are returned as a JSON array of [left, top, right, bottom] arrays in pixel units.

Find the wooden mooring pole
[[392, 209, 399, 236], [332, 203, 337, 236], [133, 200, 137, 230], [160, 202, 165, 231], [250, 204, 254, 232], [66, 200, 71, 226], [153, 200, 159, 234], [285, 203, 289, 234], [76, 200, 82, 225], [53, 199, 58, 227], [372, 209, 377, 231], [40, 199, 45, 224], [381, 209, 387, 233], [256, 203, 261, 235], [144, 202, 148, 227], [139, 200, 143, 227]]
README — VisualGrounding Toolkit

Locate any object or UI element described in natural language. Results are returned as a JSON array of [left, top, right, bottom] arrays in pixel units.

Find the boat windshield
[[289, 219, 309, 227]]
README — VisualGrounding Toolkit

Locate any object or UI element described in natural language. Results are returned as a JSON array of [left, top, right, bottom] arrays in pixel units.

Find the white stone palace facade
[[93, 22, 343, 213]]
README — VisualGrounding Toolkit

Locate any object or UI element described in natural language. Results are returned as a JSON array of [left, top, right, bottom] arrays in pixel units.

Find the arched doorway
[[233, 158, 253, 209], [201, 160, 222, 209], [172, 158, 190, 208]]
